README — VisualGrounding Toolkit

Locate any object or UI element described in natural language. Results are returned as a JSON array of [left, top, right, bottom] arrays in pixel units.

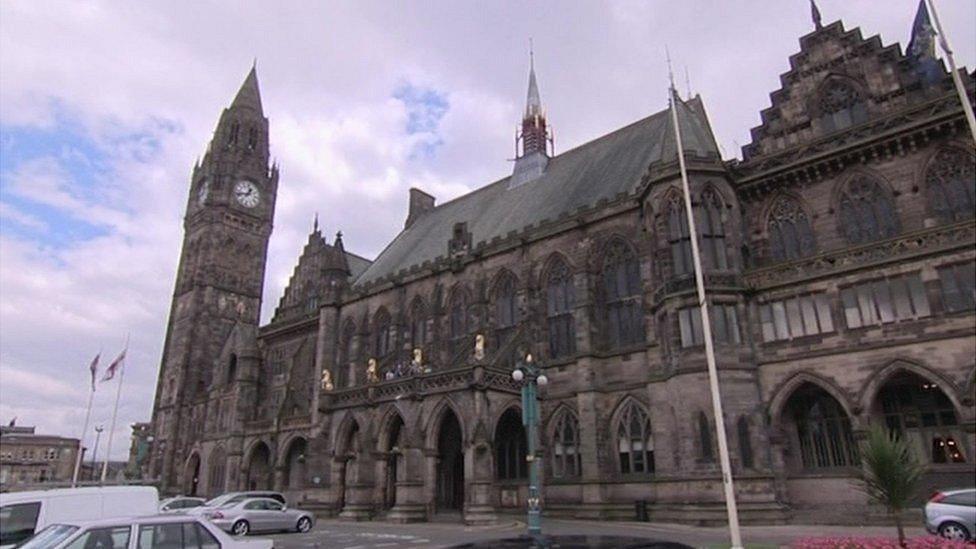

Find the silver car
[[925, 488, 976, 541], [205, 498, 315, 536]]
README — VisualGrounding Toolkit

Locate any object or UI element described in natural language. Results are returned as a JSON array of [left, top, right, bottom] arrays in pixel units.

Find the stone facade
[[0, 425, 80, 491], [148, 8, 975, 524]]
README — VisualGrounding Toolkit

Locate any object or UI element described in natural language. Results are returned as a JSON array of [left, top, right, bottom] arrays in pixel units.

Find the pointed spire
[[313, 212, 319, 234], [908, 0, 936, 58], [525, 39, 542, 118], [230, 66, 263, 113], [810, 0, 823, 29]]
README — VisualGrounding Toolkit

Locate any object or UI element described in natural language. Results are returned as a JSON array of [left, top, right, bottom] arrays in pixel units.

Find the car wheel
[[296, 516, 312, 533], [231, 520, 250, 536], [938, 521, 970, 541]]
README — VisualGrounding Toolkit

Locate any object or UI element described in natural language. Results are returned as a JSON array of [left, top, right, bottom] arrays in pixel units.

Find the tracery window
[[603, 242, 644, 349], [374, 309, 392, 358], [551, 410, 581, 478], [667, 196, 693, 276], [786, 384, 859, 469], [546, 260, 575, 359], [819, 79, 868, 132], [926, 148, 976, 223], [449, 291, 468, 359], [767, 196, 816, 261], [495, 409, 528, 480], [616, 401, 654, 475], [838, 177, 899, 245], [409, 299, 427, 350], [494, 273, 518, 347], [698, 411, 714, 462], [878, 372, 966, 464], [699, 189, 728, 270]]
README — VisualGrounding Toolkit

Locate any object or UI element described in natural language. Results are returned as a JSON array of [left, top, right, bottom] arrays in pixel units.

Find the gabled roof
[[354, 95, 720, 286]]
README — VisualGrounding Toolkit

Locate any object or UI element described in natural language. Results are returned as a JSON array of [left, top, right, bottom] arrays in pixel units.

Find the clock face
[[234, 180, 260, 208], [197, 179, 209, 206]]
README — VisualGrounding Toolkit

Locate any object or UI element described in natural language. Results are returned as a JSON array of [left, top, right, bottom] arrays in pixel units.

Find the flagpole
[[668, 83, 744, 548], [101, 336, 128, 483], [71, 387, 95, 487], [926, 0, 976, 146]]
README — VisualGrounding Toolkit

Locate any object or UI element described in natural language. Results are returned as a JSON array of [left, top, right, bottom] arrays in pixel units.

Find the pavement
[[261, 517, 930, 549]]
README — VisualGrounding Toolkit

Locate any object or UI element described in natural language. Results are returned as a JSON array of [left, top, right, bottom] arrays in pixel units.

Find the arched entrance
[[383, 416, 404, 510], [436, 410, 464, 512], [207, 447, 226, 497], [282, 438, 307, 490], [245, 442, 272, 490], [873, 371, 967, 464], [781, 383, 858, 470], [494, 408, 527, 480], [337, 420, 361, 512], [183, 453, 201, 496]]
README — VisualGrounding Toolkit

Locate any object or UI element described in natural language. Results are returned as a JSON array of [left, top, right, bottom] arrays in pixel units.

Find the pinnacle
[[230, 66, 263, 113]]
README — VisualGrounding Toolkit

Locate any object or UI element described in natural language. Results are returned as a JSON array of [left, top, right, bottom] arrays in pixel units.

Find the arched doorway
[[208, 447, 226, 497], [781, 383, 858, 470], [245, 442, 272, 490], [383, 416, 404, 510], [494, 408, 527, 480], [436, 410, 464, 512], [337, 420, 361, 512], [282, 438, 307, 490], [184, 453, 201, 496], [873, 371, 966, 464]]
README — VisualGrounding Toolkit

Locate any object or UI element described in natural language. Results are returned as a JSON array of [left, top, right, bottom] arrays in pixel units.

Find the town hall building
[[147, 4, 975, 524]]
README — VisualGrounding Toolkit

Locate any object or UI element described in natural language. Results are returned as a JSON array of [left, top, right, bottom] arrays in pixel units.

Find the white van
[[0, 486, 158, 548]]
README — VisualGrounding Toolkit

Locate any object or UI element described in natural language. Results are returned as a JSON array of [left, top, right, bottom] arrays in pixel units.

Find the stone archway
[[436, 409, 464, 512], [245, 441, 272, 491], [780, 382, 859, 471], [282, 438, 307, 490], [183, 453, 201, 496], [382, 416, 404, 510]]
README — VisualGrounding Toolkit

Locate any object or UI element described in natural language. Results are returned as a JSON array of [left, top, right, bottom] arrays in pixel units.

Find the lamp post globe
[[512, 369, 525, 382]]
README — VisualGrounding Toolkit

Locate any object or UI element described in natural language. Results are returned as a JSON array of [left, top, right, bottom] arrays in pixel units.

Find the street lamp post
[[511, 353, 548, 538], [90, 425, 104, 481]]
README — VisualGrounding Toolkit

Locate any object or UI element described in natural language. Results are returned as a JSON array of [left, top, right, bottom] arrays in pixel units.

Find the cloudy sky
[[1, 1, 974, 460]]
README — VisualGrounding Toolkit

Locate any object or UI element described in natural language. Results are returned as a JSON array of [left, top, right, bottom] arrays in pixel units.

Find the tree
[[856, 425, 925, 547]]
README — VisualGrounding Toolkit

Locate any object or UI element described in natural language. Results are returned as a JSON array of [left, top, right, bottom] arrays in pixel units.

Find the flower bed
[[793, 537, 974, 549]]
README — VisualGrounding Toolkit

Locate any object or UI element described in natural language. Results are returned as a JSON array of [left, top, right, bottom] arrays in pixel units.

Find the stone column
[[339, 452, 375, 520], [463, 388, 497, 525], [576, 382, 610, 519], [387, 446, 427, 522]]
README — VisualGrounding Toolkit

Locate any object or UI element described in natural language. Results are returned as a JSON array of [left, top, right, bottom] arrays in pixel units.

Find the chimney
[[405, 188, 436, 228]]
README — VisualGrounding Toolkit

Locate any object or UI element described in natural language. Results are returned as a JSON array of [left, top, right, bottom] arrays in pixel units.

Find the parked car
[[187, 491, 286, 517], [17, 514, 272, 549], [159, 496, 207, 513], [204, 497, 315, 536], [0, 486, 159, 548], [926, 488, 976, 541]]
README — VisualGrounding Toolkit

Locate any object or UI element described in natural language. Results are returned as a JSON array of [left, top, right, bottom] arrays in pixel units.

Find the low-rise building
[[0, 424, 80, 491]]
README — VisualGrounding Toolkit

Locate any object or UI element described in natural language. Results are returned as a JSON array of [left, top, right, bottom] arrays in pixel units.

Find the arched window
[[737, 416, 754, 469], [546, 260, 575, 359], [227, 354, 237, 385], [818, 79, 868, 132], [449, 290, 468, 359], [227, 121, 240, 145], [877, 371, 965, 464], [494, 273, 518, 346], [616, 401, 654, 475], [338, 322, 355, 388], [247, 127, 258, 150], [767, 196, 816, 261], [699, 189, 728, 270], [495, 409, 527, 480], [409, 299, 427, 351], [551, 410, 581, 478], [698, 411, 714, 462], [839, 177, 899, 245], [667, 196, 693, 276], [926, 148, 976, 223], [604, 242, 644, 349], [374, 309, 392, 358], [784, 384, 859, 469]]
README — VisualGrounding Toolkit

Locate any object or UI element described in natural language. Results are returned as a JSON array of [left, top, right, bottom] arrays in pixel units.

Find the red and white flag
[[101, 348, 126, 382], [88, 353, 100, 391]]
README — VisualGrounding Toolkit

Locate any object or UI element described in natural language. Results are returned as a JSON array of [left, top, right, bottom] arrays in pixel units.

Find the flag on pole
[[101, 349, 125, 382], [89, 353, 101, 391]]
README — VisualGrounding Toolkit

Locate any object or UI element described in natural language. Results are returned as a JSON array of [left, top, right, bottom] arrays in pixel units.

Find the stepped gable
[[740, 15, 954, 164], [353, 95, 720, 287]]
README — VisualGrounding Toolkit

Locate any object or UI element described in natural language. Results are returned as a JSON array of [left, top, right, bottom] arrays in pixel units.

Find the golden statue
[[474, 333, 485, 361], [412, 348, 423, 366], [320, 368, 334, 391], [366, 358, 379, 383]]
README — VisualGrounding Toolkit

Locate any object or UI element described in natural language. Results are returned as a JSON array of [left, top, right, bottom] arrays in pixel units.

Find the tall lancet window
[[603, 242, 644, 348], [699, 189, 728, 270], [667, 196, 693, 276], [926, 148, 976, 223], [839, 177, 899, 245], [546, 260, 575, 359], [768, 196, 816, 262]]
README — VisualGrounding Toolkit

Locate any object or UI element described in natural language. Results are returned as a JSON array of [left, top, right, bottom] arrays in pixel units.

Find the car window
[[193, 523, 220, 549], [243, 500, 263, 510], [270, 494, 286, 504], [64, 526, 131, 549], [945, 491, 976, 506], [18, 524, 80, 549], [185, 500, 204, 509], [265, 500, 283, 511], [0, 502, 41, 546], [137, 523, 182, 549]]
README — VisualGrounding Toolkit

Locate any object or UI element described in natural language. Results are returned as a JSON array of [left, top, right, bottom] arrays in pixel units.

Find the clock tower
[[149, 66, 279, 493]]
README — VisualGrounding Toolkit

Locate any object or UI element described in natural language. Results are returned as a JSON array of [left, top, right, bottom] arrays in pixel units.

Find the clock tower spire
[[149, 67, 279, 494]]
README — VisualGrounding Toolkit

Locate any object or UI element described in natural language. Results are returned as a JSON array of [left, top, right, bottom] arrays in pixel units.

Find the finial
[[810, 0, 822, 29], [529, 37, 534, 70], [684, 66, 692, 98], [252, 57, 257, 70], [665, 45, 676, 93], [334, 230, 344, 249], [313, 212, 319, 233]]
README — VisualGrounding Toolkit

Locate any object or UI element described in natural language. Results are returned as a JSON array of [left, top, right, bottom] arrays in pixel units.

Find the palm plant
[[857, 425, 925, 547]]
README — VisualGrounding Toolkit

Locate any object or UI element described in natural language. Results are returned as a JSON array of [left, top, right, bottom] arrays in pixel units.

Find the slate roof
[[354, 95, 720, 285]]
